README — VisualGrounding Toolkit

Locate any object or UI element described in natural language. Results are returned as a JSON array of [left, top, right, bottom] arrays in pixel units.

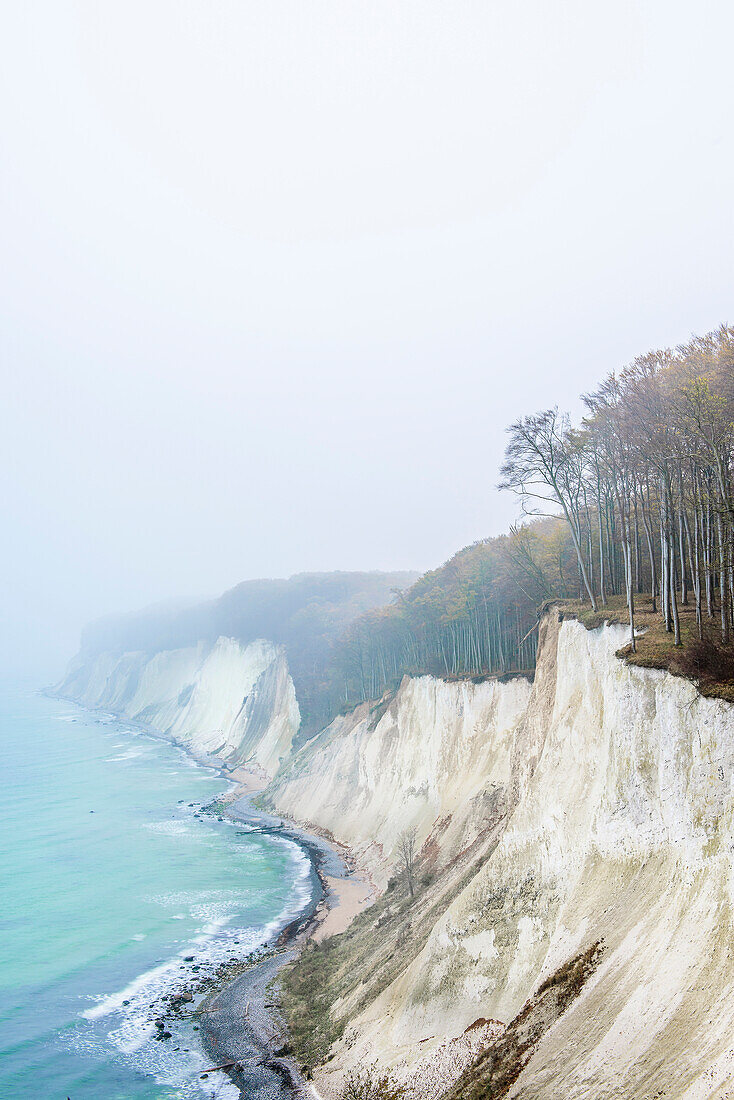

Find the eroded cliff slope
[[266, 671, 532, 889], [271, 611, 734, 1100], [58, 602, 734, 1098]]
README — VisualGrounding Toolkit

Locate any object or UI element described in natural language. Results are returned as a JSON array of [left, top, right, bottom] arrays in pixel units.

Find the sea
[[0, 685, 314, 1099]]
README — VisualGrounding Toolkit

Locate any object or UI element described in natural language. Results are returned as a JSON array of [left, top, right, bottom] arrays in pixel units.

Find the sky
[[2, 0, 733, 680]]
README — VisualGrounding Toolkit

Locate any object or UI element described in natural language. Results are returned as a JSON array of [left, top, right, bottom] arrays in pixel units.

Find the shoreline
[[49, 694, 374, 1099], [223, 771, 377, 942], [198, 772, 376, 1098]]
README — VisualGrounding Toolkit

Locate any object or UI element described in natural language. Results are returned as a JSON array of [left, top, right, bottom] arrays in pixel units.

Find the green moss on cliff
[[280, 821, 512, 1068]]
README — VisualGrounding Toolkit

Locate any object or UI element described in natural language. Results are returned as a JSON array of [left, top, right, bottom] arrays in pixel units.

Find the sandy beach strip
[[221, 765, 377, 944], [225, 764, 270, 796], [312, 873, 375, 942]]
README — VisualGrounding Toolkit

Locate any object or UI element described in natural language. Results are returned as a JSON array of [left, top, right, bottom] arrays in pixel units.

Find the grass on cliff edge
[[558, 594, 734, 705], [279, 871, 442, 1067], [278, 829, 509, 1070]]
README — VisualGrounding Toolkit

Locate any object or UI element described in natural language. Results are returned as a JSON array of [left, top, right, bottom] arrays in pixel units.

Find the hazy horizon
[[3, 1, 733, 680]]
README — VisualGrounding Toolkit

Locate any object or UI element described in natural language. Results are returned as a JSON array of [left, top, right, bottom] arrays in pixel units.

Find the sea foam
[[81, 831, 314, 1096]]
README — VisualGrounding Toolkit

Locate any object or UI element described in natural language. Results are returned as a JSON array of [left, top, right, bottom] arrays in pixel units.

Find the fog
[[2, 0, 733, 680]]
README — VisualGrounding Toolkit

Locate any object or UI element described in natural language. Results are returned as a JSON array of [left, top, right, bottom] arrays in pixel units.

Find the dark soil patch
[[442, 941, 604, 1100]]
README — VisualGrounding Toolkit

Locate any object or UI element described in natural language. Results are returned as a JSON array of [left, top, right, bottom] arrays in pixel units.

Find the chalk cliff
[[269, 611, 734, 1100], [56, 636, 298, 777], [267, 673, 532, 889], [59, 605, 734, 1098]]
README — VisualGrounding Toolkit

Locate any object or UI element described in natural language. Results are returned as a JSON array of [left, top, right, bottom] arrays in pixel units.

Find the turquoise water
[[0, 686, 312, 1099]]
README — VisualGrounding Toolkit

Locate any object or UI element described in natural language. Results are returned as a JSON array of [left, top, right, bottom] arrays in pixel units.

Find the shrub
[[339, 1064, 406, 1100], [670, 635, 734, 685]]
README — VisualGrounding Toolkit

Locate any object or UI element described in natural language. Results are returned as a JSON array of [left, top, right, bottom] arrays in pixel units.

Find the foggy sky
[[2, 1, 733, 680]]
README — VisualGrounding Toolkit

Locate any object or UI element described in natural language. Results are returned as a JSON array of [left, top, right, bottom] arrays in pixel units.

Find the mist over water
[[0, 687, 312, 1099], [3, 3, 734, 683]]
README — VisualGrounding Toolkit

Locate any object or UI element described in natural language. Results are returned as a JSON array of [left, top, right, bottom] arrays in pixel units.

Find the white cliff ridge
[[268, 673, 532, 889], [56, 636, 299, 777]]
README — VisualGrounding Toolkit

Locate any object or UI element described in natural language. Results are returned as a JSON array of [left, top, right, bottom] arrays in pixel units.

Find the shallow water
[[0, 686, 313, 1099]]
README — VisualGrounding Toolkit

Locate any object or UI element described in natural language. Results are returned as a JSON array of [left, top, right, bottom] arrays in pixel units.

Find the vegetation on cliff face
[[441, 943, 604, 1100], [280, 821, 510, 1069], [340, 1066, 406, 1100], [280, 870, 437, 1066]]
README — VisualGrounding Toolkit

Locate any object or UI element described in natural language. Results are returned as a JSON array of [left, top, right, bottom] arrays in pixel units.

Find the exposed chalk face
[[58, 611, 734, 1098], [267, 672, 532, 889], [272, 615, 734, 1100], [56, 636, 299, 778]]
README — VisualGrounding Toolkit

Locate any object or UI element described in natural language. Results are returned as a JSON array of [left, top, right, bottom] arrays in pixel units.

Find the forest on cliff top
[[326, 323, 734, 719], [81, 324, 734, 735]]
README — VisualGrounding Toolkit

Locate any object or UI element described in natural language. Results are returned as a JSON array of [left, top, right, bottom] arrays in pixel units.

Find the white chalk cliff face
[[59, 609, 734, 1096], [268, 673, 532, 889], [57, 636, 299, 777], [270, 612, 734, 1100]]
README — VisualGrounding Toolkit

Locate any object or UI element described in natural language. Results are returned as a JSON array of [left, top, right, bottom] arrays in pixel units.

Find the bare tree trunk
[[624, 510, 636, 651], [597, 497, 606, 604], [705, 494, 714, 617], [566, 514, 598, 611], [606, 498, 616, 595], [661, 481, 671, 632], [397, 828, 417, 898], [685, 502, 703, 639], [640, 480, 657, 612], [634, 495, 642, 594], [717, 512, 731, 644], [669, 533, 682, 646], [678, 509, 688, 605]]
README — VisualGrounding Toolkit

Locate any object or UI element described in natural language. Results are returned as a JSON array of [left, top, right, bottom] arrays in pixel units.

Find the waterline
[[0, 686, 314, 1099]]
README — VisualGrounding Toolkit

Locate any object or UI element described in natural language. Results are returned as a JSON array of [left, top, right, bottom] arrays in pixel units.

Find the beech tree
[[583, 374, 639, 649], [497, 325, 734, 648], [318, 324, 734, 717], [498, 408, 599, 611]]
